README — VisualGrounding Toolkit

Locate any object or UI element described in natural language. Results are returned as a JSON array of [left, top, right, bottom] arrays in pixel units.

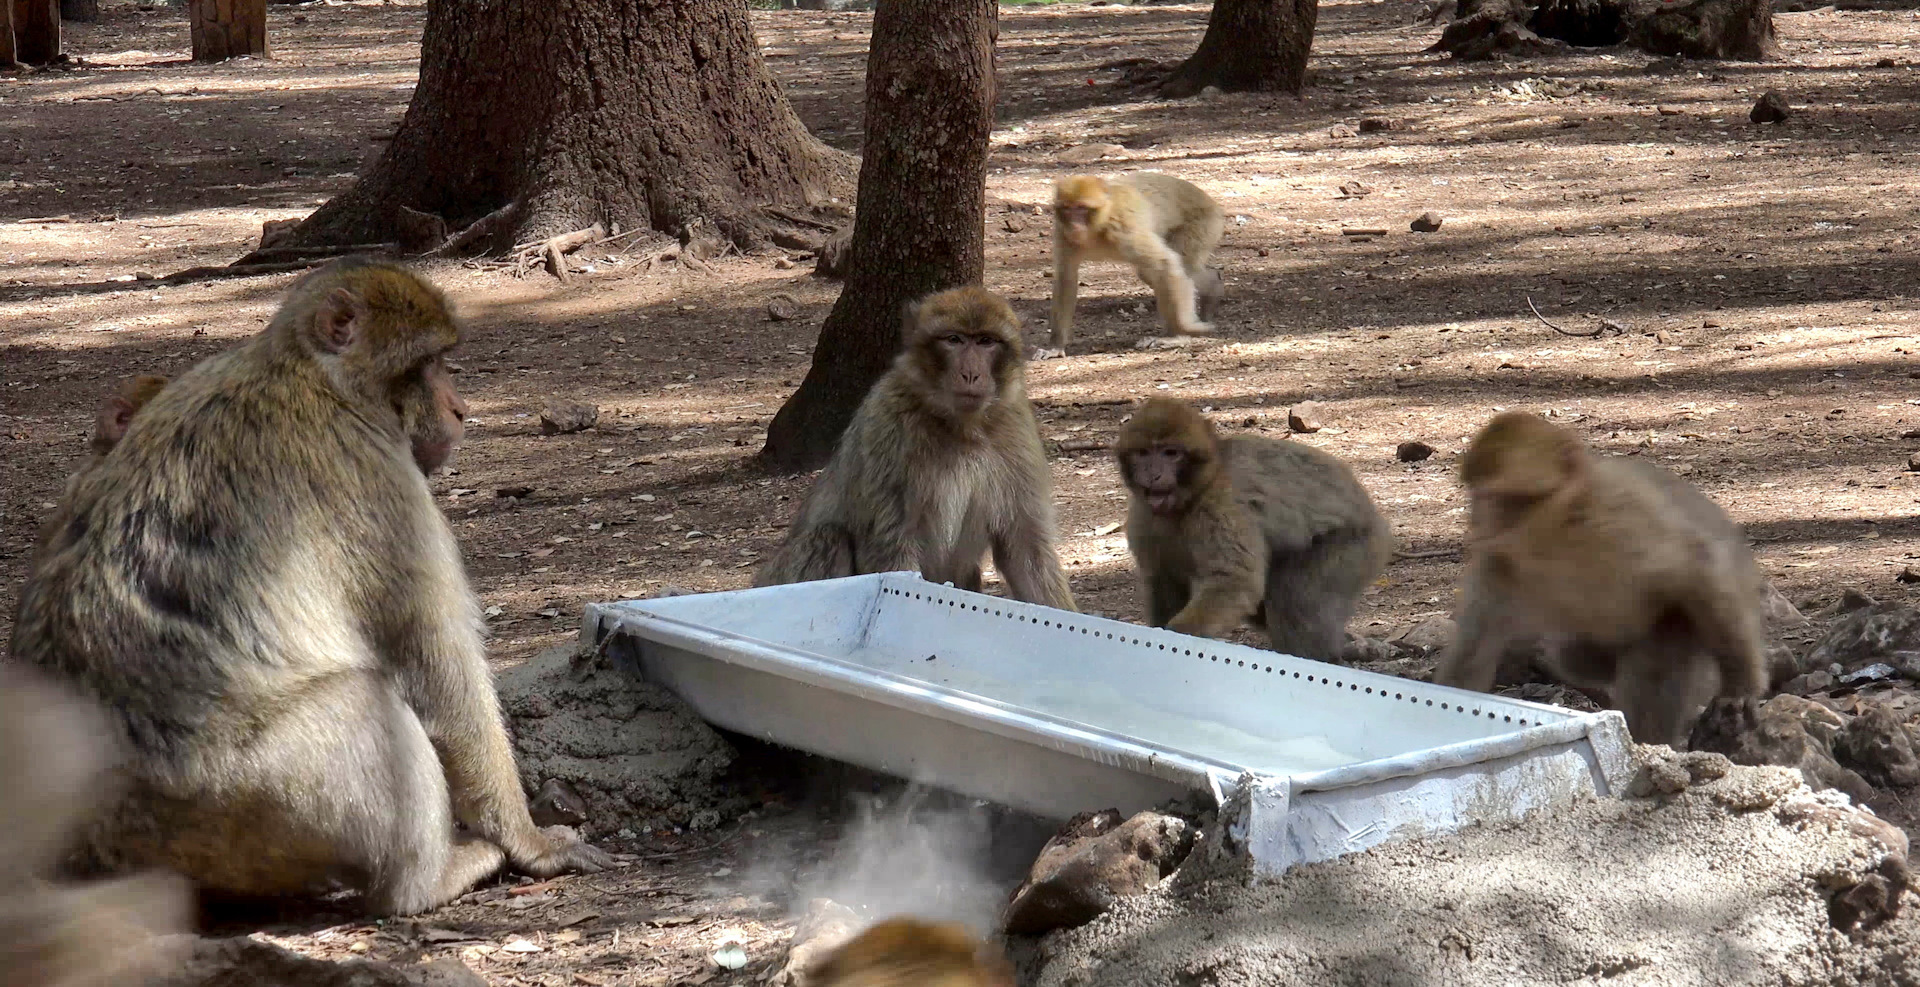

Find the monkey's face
[[1053, 178, 1109, 249], [934, 331, 1006, 416], [1124, 443, 1200, 516], [396, 357, 469, 474]]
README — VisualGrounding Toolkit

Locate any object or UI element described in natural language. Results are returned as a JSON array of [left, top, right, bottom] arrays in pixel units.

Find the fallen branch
[[231, 242, 398, 266], [1054, 438, 1111, 454], [509, 223, 607, 282], [1341, 227, 1391, 237], [1527, 296, 1620, 338], [429, 201, 522, 258], [158, 259, 338, 283], [1394, 547, 1461, 561]]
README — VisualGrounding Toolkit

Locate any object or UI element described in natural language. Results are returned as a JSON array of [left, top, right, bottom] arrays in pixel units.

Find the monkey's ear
[[109, 396, 139, 434], [312, 287, 366, 353]]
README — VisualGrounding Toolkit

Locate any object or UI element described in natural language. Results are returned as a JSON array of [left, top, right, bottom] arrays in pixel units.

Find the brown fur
[[1115, 398, 1393, 660], [1437, 412, 1770, 745], [1048, 173, 1225, 353], [9, 257, 608, 917], [808, 918, 1014, 987], [0, 665, 189, 987], [755, 286, 1075, 610]]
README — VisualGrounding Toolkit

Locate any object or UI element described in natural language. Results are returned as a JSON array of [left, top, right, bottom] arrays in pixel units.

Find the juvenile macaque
[[808, 918, 1013, 987], [1046, 173, 1225, 356], [0, 665, 189, 987], [756, 286, 1076, 611], [89, 375, 169, 457], [1435, 412, 1770, 745], [1114, 398, 1393, 660], [11, 258, 609, 917]]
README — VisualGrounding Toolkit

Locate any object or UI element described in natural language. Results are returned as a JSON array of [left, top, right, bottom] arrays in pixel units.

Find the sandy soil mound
[[1030, 754, 1919, 987], [498, 643, 736, 839]]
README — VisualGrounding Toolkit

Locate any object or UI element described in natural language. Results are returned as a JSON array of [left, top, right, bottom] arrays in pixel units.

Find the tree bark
[[1, 0, 16, 67], [60, 0, 98, 24], [189, 0, 266, 62], [281, 0, 852, 253], [757, 0, 998, 473], [1161, 0, 1318, 99], [1431, 0, 1772, 60], [12, 0, 58, 64]]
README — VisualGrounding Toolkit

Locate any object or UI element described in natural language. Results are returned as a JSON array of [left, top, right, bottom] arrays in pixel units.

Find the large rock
[[1689, 696, 1874, 802], [1809, 604, 1920, 678], [1835, 703, 1920, 789], [1004, 810, 1195, 935]]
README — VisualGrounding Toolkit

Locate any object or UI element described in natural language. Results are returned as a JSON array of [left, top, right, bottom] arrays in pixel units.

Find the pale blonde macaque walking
[[1047, 173, 1225, 355]]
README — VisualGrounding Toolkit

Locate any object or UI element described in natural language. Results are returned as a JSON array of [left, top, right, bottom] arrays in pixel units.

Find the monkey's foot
[[1175, 321, 1217, 335], [1031, 347, 1068, 361]]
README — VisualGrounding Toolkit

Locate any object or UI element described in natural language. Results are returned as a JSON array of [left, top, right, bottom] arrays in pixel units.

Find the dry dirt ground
[[7, 0, 1920, 983]]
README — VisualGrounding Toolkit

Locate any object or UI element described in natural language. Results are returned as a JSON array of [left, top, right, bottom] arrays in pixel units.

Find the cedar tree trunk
[[1161, 0, 1318, 99], [60, 0, 98, 23], [756, 0, 998, 472], [283, 0, 851, 252], [12, 0, 58, 64], [1, 0, 15, 67], [189, 0, 267, 62]]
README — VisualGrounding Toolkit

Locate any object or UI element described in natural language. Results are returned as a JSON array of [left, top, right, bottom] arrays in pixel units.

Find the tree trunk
[[281, 0, 852, 254], [1, 0, 16, 67], [1161, 0, 1318, 99], [189, 0, 266, 61], [60, 0, 98, 24], [12, 0, 58, 64], [756, 0, 998, 473]]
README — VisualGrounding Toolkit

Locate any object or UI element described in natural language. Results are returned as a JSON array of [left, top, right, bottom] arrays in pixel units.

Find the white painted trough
[[582, 572, 1632, 877]]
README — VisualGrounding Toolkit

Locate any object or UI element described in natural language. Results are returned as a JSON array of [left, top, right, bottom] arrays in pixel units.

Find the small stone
[[1834, 702, 1920, 788], [1657, 105, 1682, 116], [1409, 211, 1443, 233], [1328, 123, 1358, 138], [540, 401, 599, 435], [1750, 90, 1791, 124], [766, 293, 801, 322], [1287, 401, 1324, 433], [495, 486, 534, 500], [1357, 116, 1405, 133], [1003, 215, 1027, 234], [1396, 440, 1436, 462], [1877, 57, 1898, 68], [773, 257, 795, 270], [1907, 451, 1920, 472]]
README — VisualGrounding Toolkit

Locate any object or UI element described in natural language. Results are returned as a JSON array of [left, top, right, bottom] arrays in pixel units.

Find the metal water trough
[[582, 572, 1632, 877]]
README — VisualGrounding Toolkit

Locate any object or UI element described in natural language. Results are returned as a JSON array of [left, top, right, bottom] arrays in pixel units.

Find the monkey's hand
[[1030, 346, 1067, 361], [515, 826, 616, 877]]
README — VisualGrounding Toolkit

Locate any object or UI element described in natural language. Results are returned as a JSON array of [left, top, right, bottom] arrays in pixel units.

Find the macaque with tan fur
[[0, 664, 189, 987], [11, 258, 610, 918], [756, 286, 1076, 610], [1046, 173, 1224, 356], [1115, 397, 1392, 660], [807, 918, 1014, 987], [1435, 411, 1770, 745]]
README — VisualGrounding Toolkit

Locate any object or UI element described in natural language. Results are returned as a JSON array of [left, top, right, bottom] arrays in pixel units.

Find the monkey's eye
[[943, 334, 965, 346]]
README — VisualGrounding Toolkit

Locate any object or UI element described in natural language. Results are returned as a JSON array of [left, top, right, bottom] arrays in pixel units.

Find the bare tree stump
[[189, 0, 267, 62], [1430, 0, 1771, 60], [13, 0, 59, 64]]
